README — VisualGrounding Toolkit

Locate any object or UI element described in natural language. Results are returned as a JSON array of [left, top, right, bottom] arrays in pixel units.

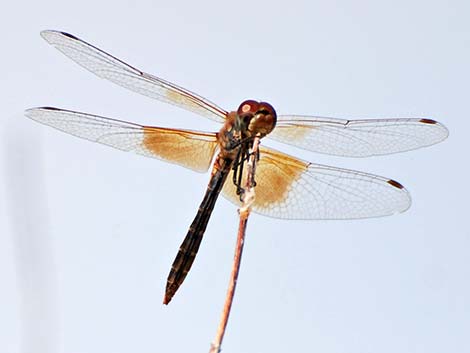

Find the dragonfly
[[26, 30, 448, 304]]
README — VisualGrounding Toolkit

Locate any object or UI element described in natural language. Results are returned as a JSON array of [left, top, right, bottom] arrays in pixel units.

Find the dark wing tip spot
[[387, 179, 405, 189], [419, 118, 438, 125], [25, 107, 59, 115], [60, 31, 79, 40]]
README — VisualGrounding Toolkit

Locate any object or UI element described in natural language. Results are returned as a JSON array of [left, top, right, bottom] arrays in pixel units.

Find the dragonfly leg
[[232, 148, 245, 198], [230, 138, 258, 201]]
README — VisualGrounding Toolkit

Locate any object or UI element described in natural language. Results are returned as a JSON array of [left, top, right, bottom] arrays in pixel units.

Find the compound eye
[[237, 100, 260, 116], [258, 102, 277, 118], [258, 102, 277, 127]]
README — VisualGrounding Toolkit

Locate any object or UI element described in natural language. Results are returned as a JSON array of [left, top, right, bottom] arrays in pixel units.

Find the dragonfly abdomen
[[164, 156, 233, 304]]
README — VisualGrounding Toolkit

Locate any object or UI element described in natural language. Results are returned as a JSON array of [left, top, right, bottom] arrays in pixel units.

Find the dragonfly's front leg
[[231, 148, 245, 199]]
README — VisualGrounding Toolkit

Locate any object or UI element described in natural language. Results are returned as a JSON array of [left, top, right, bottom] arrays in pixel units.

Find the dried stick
[[209, 135, 261, 353]]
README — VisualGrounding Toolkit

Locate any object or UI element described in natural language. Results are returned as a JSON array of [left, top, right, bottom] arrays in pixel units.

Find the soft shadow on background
[[3, 116, 58, 353]]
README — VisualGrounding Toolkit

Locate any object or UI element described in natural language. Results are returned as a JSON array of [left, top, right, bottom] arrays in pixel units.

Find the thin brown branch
[[209, 135, 261, 353]]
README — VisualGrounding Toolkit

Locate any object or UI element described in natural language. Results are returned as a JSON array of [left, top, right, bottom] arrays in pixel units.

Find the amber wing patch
[[221, 146, 411, 220], [143, 127, 218, 172]]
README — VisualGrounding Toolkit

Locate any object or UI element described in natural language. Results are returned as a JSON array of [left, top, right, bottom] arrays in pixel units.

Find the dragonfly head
[[237, 100, 277, 138]]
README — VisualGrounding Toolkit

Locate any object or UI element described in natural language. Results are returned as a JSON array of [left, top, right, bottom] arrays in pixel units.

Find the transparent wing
[[270, 115, 449, 157], [222, 146, 411, 219], [40, 30, 228, 123], [25, 107, 218, 173]]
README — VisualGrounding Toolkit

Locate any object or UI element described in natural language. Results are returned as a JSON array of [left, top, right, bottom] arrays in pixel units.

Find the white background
[[1, 1, 468, 353]]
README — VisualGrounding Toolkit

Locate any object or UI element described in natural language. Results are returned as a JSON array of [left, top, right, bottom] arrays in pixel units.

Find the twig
[[209, 135, 261, 353]]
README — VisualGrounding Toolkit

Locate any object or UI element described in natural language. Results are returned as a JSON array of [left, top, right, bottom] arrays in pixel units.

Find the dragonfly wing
[[270, 115, 449, 157], [25, 107, 218, 173], [222, 146, 411, 219], [40, 30, 228, 123]]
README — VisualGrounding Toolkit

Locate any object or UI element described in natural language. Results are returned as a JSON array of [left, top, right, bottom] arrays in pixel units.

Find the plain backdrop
[[1, 1, 468, 353]]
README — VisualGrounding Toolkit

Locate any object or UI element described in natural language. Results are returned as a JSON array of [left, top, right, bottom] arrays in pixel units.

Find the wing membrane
[[25, 107, 218, 172], [222, 146, 411, 219], [40, 30, 227, 122], [270, 115, 449, 157]]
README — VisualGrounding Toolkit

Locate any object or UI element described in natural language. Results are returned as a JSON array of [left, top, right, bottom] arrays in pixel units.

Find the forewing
[[270, 115, 449, 157], [40, 30, 227, 123], [222, 146, 411, 219], [25, 107, 218, 173]]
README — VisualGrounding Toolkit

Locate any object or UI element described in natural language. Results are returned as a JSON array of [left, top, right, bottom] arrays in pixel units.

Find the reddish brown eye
[[259, 102, 276, 117], [237, 100, 260, 116], [259, 102, 277, 123]]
